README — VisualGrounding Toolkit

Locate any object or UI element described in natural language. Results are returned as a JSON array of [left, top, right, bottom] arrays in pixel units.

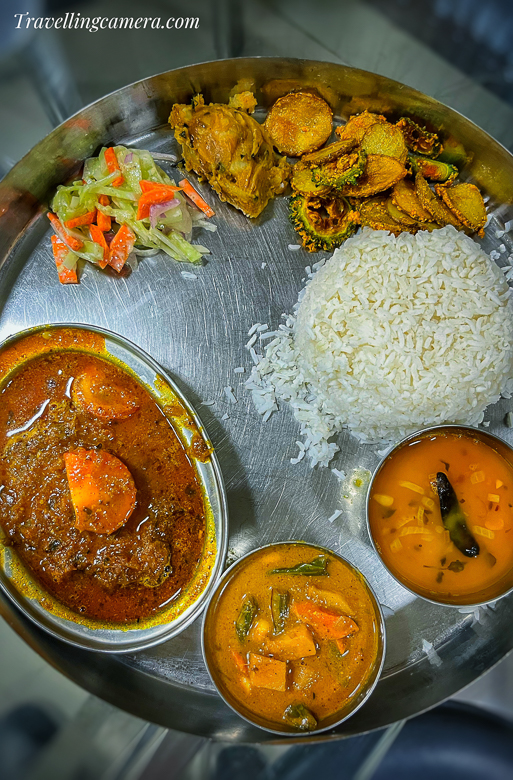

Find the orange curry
[[369, 429, 513, 602], [204, 543, 381, 733], [0, 337, 206, 622]]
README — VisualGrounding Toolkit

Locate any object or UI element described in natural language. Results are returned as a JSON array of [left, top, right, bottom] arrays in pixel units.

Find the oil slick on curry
[[203, 543, 384, 734], [0, 327, 216, 629], [369, 427, 513, 605]]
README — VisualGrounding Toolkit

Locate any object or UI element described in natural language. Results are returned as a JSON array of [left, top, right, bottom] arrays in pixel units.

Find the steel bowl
[[0, 323, 228, 653], [366, 424, 513, 608], [202, 541, 386, 736]]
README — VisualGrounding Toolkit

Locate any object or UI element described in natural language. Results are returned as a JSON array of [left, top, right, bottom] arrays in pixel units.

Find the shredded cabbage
[[50, 145, 215, 277]]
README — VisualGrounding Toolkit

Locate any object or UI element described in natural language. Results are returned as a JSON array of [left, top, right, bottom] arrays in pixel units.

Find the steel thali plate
[[1, 57, 513, 742]]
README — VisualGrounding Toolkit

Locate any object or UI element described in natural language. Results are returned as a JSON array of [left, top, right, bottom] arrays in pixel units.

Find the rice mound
[[247, 226, 513, 466]]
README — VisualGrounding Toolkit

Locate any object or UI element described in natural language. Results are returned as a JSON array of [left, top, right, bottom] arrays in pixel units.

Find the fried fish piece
[[340, 154, 407, 198], [391, 179, 433, 222], [435, 183, 487, 237], [414, 172, 465, 229], [264, 91, 333, 157], [336, 110, 387, 145], [361, 123, 408, 163], [396, 117, 443, 157], [169, 94, 290, 219]]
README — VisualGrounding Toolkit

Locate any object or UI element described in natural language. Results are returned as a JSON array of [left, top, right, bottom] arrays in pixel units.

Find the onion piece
[[125, 251, 139, 272], [133, 247, 160, 257], [124, 152, 133, 163], [150, 199, 180, 229], [150, 152, 178, 162]]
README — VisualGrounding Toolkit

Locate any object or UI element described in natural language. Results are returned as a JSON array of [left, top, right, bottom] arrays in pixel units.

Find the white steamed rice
[[246, 226, 513, 466]]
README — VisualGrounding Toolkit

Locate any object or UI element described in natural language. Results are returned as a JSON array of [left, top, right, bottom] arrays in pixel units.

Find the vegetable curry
[[369, 429, 513, 603], [0, 331, 207, 623], [204, 543, 382, 733]]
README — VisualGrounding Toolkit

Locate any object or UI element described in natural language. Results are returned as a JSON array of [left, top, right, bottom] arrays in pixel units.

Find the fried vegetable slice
[[359, 197, 414, 236], [436, 182, 487, 237], [336, 110, 386, 145], [409, 154, 458, 184], [361, 123, 408, 163], [290, 193, 360, 252], [391, 179, 433, 222], [414, 172, 465, 229], [264, 91, 333, 157], [437, 136, 469, 167], [396, 117, 442, 157], [340, 154, 407, 198], [301, 137, 357, 165], [386, 198, 418, 227], [311, 149, 367, 189], [291, 161, 331, 197]]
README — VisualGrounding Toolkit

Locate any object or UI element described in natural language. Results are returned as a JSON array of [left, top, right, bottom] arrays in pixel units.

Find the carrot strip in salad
[[109, 224, 136, 272], [136, 188, 181, 220], [178, 179, 215, 217], [89, 224, 109, 268], [51, 235, 78, 284], [47, 212, 84, 252], [64, 210, 96, 229], [104, 147, 123, 187], [139, 180, 182, 195], [96, 195, 111, 232]]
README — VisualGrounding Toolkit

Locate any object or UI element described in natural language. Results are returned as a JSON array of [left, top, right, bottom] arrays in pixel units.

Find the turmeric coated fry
[[264, 91, 333, 157]]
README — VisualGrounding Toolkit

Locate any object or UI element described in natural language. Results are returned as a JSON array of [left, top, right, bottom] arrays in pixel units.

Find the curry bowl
[[0, 324, 228, 653], [367, 425, 513, 607], [202, 541, 386, 736]]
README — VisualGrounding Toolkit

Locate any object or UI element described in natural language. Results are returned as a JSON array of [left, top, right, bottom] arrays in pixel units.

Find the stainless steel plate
[[0, 324, 228, 654], [1, 57, 513, 742]]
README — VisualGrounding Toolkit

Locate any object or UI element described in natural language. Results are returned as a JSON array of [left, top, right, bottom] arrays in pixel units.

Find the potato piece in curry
[[169, 94, 290, 219], [203, 543, 383, 734]]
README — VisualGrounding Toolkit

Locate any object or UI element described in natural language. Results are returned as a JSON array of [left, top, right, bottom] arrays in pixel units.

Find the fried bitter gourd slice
[[414, 172, 465, 230], [391, 179, 433, 222], [359, 196, 415, 236], [336, 110, 387, 145], [311, 149, 367, 189], [409, 154, 458, 184], [340, 154, 407, 198], [396, 117, 443, 157], [361, 123, 408, 163], [289, 193, 359, 252], [264, 91, 333, 157], [435, 183, 487, 237], [291, 161, 331, 197]]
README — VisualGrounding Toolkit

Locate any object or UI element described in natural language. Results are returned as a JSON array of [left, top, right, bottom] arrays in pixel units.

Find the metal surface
[[367, 425, 513, 609], [1, 57, 513, 742], [0, 324, 228, 654], [201, 542, 386, 736]]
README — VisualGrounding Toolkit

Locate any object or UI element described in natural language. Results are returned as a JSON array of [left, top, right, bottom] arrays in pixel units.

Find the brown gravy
[[0, 343, 206, 623]]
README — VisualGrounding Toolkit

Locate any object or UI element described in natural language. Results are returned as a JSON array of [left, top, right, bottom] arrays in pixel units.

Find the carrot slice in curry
[[72, 366, 140, 420], [293, 601, 359, 640], [64, 447, 136, 534]]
